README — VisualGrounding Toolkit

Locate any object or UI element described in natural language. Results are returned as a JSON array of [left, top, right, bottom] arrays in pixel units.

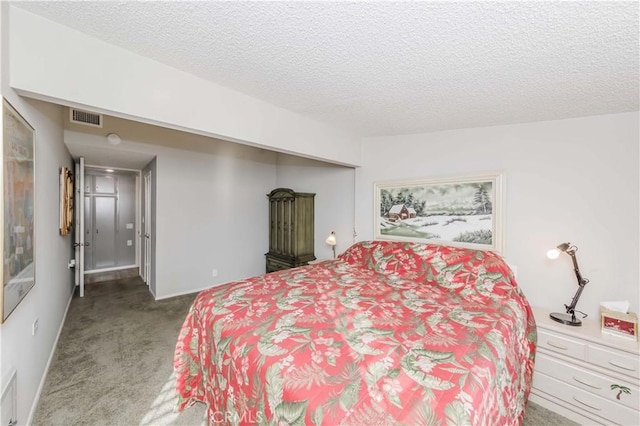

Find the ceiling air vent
[[70, 109, 103, 128]]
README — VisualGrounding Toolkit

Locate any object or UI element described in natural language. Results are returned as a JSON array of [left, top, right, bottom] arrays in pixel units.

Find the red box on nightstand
[[600, 307, 638, 340]]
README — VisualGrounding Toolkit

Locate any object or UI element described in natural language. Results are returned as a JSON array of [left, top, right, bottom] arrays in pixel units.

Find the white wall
[[356, 112, 639, 319], [67, 129, 358, 294], [65, 130, 278, 299], [155, 143, 276, 298], [275, 154, 356, 260], [8, 6, 362, 168], [1, 4, 75, 423]]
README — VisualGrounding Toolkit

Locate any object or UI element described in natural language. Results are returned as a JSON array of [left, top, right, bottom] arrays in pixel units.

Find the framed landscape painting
[[59, 166, 73, 236], [2, 99, 36, 322], [374, 172, 504, 253]]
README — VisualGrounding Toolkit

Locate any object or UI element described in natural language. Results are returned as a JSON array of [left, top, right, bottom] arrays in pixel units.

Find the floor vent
[[70, 109, 103, 128]]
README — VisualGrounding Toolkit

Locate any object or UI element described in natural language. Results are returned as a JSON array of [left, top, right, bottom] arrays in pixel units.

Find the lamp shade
[[547, 242, 572, 259], [325, 232, 337, 246]]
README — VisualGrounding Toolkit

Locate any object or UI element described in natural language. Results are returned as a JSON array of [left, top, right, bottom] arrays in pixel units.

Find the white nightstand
[[530, 307, 640, 425]]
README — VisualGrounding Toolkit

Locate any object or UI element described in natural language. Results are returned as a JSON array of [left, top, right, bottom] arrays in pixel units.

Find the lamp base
[[549, 312, 582, 326]]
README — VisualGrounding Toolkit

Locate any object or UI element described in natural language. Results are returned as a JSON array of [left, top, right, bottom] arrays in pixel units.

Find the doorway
[[142, 170, 151, 284], [83, 169, 137, 272]]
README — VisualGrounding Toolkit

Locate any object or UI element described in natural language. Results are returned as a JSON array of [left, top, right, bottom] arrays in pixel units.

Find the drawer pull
[[547, 340, 568, 350], [572, 376, 601, 390], [572, 396, 601, 411], [608, 360, 636, 372]]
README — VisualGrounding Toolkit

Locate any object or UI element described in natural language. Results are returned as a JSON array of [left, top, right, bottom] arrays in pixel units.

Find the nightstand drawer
[[534, 372, 640, 425], [588, 345, 640, 379], [536, 353, 639, 410], [538, 329, 587, 360]]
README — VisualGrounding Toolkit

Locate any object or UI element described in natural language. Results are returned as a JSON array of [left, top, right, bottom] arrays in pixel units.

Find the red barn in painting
[[388, 204, 416, 222]]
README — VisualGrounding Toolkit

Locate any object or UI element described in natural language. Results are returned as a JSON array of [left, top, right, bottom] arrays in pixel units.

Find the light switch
[[127, 240, 132, 246]]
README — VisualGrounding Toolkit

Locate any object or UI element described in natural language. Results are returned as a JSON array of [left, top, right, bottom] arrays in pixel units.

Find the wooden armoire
[[266, 188, 316, 272]]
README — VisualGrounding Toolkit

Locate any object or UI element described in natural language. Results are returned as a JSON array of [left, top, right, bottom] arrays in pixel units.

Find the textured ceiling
[[15, 1, 639, 137]]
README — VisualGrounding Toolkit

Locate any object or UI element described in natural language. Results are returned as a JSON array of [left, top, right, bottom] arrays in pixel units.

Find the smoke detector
[[107, 133, 121, 145]]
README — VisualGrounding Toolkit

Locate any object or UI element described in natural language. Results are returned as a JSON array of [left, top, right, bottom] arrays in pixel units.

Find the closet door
[[84, 173, 118, 271], [83, 194, 93, 273], [93, 196, 117, 269]]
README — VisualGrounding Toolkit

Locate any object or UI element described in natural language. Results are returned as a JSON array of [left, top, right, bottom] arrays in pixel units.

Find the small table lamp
[[547, 242, 590, 326], [325, 231, 337, 259]]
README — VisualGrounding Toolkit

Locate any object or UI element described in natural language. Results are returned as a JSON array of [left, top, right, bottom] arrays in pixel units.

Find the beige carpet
[[33, 277, 577, 425]]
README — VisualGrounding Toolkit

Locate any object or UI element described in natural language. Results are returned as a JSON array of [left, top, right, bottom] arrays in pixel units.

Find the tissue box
[[600, 308, 638, 340]]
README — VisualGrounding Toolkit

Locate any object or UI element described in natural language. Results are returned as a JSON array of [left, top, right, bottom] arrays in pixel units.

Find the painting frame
[[374, 171, 504, 253], [2, 99, 36, 323], [59, 166, 73, 236]]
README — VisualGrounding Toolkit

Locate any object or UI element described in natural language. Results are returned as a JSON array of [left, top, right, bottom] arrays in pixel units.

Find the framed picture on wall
[[59, 166, 73, 236], [374, 171, 504, 253], [2, 99, 36, 323]]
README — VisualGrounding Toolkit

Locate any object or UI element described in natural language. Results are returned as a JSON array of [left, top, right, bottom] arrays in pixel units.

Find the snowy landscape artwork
[[374, 172, 504, 252]]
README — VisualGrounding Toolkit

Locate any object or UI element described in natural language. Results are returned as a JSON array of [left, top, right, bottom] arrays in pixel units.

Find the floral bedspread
[[174, 241, 536, 425]]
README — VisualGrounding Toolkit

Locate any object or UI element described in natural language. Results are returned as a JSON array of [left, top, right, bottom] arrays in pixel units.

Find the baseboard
[[26, 289, 74, 426], [84, 264, 137, 274], [84, 267, 140, 285], [154, 284, 212, 301]]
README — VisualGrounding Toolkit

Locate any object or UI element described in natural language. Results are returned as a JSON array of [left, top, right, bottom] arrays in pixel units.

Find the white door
[[143, 171, 152, 286], [74, 157, 86, 297]]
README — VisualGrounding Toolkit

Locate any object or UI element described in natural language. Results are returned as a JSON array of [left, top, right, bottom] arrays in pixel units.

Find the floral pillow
[[338, 240, 517, 297], [338, 240, 436, 280]]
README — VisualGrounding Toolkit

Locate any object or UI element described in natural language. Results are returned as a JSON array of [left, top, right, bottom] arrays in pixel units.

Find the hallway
[[32, 278, 206, 425]]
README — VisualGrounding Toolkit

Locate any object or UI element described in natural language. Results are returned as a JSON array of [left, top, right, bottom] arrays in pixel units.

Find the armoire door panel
[[283, 199, 291, 254]]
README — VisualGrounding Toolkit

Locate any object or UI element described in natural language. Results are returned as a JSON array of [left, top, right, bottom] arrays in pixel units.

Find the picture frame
[[59, 166, 73, 236], [2, 99, 36, 323], [374, 171, 504, 253]]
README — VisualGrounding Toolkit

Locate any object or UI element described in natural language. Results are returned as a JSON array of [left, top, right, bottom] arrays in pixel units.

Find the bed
[[174, 240, 536, 425]]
